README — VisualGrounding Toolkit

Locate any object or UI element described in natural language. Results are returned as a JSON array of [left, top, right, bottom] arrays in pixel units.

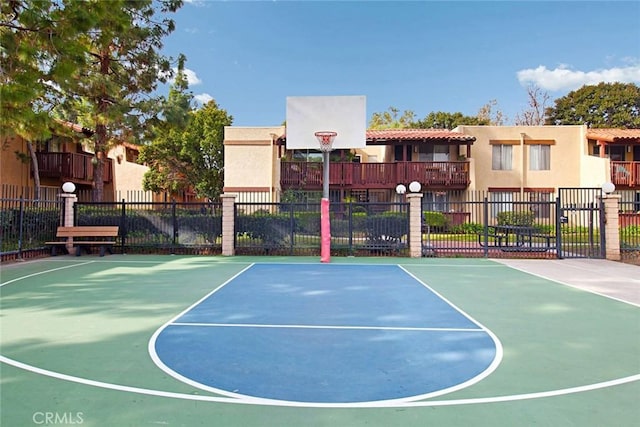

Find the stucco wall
[[107, 145, 149, 201], [456, 125, 596, 191], [223, 126, 282, 197], [1, 136, 33, 190]]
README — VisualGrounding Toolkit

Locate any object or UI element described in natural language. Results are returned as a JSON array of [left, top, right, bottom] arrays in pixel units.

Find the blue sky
[[160, 0, 640, 127]]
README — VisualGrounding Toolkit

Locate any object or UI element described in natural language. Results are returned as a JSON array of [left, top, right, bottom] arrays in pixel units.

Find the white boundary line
[[0, 261, 95, 287], [494, 259, 640, 308], [1, 354, 638, 408], [170, 322, 484, 332], [147, 263, 258, 400], [147, 263, 504, 405], [397, 265, 505, 401], [1, 260, 638, 408]]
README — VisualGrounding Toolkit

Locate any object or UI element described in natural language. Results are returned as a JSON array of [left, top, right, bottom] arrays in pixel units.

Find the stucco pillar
[[407, 193, 424, 258], [601, 194, 621, 261], [221, 193, 237, 256], [60, 192, 77, 252]]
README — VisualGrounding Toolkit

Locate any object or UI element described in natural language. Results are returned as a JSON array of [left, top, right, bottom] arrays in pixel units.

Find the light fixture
[[601, 182, 615, 194], [409, 181, 422, 193], [61, 182, 76, 193], [395, 184, 407, 195]]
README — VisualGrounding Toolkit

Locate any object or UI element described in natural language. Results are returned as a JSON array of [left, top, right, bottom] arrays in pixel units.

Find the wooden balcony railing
[[611, 161, 639, 188], [35, 152, 113, 184], [280, 161, 470, 190]]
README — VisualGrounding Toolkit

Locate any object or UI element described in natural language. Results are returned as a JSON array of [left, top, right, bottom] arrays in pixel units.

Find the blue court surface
[[151, 263, 501, 404]]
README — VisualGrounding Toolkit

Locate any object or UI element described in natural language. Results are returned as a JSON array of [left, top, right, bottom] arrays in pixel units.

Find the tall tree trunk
[[26, 141, 41, 200], [93, 124, 106, 202], [92, 47, 110, 202]]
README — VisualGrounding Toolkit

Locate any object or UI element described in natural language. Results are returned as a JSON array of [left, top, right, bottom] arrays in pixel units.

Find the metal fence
[[234, 201, 409, 256], [0, 197, 62, 259], [419, 198, 559, 259], [619, 198, 640, 261], [2, 194, 637, 262], [74, 200, 223, 255]]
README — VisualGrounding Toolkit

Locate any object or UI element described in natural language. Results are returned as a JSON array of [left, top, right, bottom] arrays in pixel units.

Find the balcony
[[280, 161, 470, 191], [35, 152, 113, 184], [611, 161, 640, 188]]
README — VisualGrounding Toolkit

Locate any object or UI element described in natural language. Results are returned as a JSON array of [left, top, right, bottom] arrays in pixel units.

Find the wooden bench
[[45, 226, 119, 256]]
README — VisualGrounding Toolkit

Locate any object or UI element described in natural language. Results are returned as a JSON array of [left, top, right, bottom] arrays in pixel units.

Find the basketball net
[[314, 131, 337, 152]]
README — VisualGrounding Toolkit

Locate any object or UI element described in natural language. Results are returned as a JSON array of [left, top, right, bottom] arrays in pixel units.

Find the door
[[557, 188, 605, 258]]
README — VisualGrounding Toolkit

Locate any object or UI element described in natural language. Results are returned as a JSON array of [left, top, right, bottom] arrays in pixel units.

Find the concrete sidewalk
[[496, 258, 640, 306]]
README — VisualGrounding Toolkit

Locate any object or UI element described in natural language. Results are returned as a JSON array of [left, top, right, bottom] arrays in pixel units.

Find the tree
[[477, 99, 506, 126], [369, 106, 416, 129], [1, 0, 183, 201], [53, 0, 183, 201], [1, 0, 90, 136], [1, 0, 95, 199], [140, 100, 233, 201], [515, 84, 550, 126], [545, 82, 640, 128], [411, 111, 488, 129]]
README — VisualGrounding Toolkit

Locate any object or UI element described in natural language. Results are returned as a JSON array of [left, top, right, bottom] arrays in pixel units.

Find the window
[[490, 192, 513, 218], [529, 145, 550, 170], [126, 147, 139, 163], [291, 149, 323, 162], [529, 192, 551, 218], [422, 192, 449, 212], [418, 145, 449, 161], [492, 145, 512, 170]]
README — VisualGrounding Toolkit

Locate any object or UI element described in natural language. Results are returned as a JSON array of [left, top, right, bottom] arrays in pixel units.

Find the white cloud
[[182, 68, 202, 86], [159, 66, 202, 87], [194, 93, 214, 106], [517, 63, 640, 91]]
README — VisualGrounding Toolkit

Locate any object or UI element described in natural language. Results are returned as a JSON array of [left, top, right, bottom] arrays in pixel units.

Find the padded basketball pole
[[320, 151, 331, 263]]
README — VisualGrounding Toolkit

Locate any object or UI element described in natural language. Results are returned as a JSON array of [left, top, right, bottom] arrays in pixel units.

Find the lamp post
[[60, 182, 77, 252]]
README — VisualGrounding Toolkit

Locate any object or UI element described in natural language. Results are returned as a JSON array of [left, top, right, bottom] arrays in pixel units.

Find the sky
[[159, 0, 640, 127]]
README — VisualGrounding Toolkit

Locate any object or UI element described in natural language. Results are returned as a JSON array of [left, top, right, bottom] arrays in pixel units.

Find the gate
[[557, 188, 605, 259]]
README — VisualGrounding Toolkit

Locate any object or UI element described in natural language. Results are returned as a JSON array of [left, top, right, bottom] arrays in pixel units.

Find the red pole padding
[[320, 198, 331, 263]]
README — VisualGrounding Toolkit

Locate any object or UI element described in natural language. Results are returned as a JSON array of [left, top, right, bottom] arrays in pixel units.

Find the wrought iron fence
[[2, 193, 637, 262], [235, 201, 409, 256], [74, 200, 222, 255], [619, 199, 640, 261], [419, 198, 559, 259], [0, 197, 62, 258]]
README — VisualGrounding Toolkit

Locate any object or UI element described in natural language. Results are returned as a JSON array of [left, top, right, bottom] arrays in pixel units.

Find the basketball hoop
[[314, 131, 337, 152]]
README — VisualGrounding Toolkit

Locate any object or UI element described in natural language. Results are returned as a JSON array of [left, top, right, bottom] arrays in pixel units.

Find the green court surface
[[1, 255, 638, 426]]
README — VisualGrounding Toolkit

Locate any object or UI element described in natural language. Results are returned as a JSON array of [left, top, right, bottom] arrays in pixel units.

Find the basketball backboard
[[285, 95, 366, 150]]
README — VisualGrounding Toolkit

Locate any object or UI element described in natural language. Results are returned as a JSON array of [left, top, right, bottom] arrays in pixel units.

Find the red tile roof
[[366, 128, 476, 143], [276, 128, 476, 145], [586, 128, 640, 143], [54, 119, 94, 137]]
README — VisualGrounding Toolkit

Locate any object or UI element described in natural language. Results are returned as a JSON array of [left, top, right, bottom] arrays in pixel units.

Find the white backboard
[[286, 95, 366, 150]]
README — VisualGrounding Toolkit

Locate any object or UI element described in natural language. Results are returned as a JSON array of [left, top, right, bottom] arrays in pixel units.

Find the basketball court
[[1, 255, 638, 426]]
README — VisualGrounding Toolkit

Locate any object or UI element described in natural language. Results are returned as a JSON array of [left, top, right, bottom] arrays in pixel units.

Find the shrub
[[496, 210, 535, 226], [423, 211, 448, 228], [364, 212, 408, 240], [450, 222, 483, 234]]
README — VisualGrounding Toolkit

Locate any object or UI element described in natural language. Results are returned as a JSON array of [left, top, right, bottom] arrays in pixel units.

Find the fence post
[[407, 193, 423, 258], [601, 193, 621, 261], [171, 199, 177, 254], [482, 197, 489, 258], [221, 193, 237, 256], [121, 199, 126, 254], [17, 197, 24, 259], [60, 191, 77, 253]]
